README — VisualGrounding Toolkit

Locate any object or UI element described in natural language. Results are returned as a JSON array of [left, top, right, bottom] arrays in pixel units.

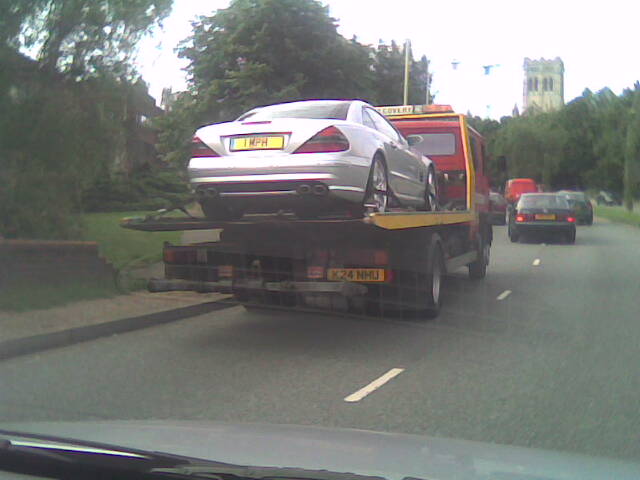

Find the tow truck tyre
[[363, 154, 389, 213], [420, 238, 445, 318], [468, 228, 490, 280]]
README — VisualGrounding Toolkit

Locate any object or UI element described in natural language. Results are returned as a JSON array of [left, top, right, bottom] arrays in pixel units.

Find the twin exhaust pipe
[[297, 184, 328, 196], [196, 184, 329, 198]]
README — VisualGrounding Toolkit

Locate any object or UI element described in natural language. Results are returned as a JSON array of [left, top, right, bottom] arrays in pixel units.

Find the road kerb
[[0, 299, 236, 361]]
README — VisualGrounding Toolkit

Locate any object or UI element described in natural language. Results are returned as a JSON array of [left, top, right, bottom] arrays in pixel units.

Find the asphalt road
[[1, 219, 639, 462]]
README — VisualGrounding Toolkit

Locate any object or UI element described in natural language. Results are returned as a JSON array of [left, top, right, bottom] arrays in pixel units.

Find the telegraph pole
[[403, 39, 411, 105]]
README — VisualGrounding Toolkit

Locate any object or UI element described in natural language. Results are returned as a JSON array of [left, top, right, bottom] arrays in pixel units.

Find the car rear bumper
[[188, 154, 370, 206], [513, 222, 575, 234]]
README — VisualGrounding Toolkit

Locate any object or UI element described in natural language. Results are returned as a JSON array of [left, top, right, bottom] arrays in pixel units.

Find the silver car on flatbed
[[189, 100, 438, 220]]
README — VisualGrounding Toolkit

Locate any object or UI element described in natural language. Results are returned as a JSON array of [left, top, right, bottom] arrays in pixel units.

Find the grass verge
[[594, 205, 640, 228], [81, 211, 182, 269]]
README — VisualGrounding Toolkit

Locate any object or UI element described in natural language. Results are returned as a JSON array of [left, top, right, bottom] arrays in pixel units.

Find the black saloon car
[[508, 193, 577, 243]]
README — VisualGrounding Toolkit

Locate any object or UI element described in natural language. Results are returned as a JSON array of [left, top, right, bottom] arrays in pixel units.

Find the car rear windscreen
[[238, 102, 351, 121], [519, 195, 570, 209], [412, 133, 456, 155]]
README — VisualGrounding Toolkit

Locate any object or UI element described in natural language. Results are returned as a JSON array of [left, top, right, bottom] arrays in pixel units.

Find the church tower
[[523, 57, 564, 113]]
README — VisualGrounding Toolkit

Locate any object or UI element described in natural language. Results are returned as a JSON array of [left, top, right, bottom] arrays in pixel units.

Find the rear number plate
[[535, 214, 556, 220], [230, 135, 284, 151], [327, 268, 385, 282]]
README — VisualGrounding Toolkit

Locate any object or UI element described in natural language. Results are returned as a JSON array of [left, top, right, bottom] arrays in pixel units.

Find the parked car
[[559, 190, 593, 225], [489, 191, 507, 225], [508, 193, 577, 243], [188, 100, 438, 220]]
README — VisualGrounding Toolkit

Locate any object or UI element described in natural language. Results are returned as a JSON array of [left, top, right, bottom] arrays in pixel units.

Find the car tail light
[[294, 126, 349, 154], [192, 136, 220, 157], [516, 214, 526, 222], [566, 216, 576, 223]]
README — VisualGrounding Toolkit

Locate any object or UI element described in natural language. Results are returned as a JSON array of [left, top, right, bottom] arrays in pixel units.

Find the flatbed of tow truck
[[123, 105, 492, 319]]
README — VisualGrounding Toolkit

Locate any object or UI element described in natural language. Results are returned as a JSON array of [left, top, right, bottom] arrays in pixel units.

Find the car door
[[365, 108, 425, 204]]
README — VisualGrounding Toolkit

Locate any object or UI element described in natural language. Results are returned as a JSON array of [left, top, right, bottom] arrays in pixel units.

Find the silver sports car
[[188, 99, 438, 220]]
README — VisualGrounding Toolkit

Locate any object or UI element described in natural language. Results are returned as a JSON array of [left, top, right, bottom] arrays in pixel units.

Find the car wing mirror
[[406, 135, 423, 147]]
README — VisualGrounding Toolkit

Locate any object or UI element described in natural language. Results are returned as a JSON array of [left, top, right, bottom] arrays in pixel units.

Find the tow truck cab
[[377, 104, 491, 229]]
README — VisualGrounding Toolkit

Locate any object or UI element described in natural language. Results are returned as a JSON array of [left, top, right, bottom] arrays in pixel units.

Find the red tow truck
[[122, 105, 492, 318]]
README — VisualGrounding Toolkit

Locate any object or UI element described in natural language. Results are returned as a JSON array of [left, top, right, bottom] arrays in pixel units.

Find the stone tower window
[[534, 77, 539, 91], [543, 78, 548, 91], [549, 77, 554, 91]]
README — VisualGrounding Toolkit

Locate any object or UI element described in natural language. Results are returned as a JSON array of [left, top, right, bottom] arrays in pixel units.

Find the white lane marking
[[532, 258, 541, 266], [497, 290, 512, 301], [344, 368, 405, 403]]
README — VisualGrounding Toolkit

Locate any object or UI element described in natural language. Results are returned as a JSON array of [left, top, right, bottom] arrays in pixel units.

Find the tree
[[4, 0, 172, 78], [180, 0, 375, 124], [0, 0, 173, 238], [623, 84, 640, 210], [370, 43, 431, 105]]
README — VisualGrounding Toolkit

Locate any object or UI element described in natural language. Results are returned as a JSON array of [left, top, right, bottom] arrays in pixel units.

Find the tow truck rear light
[[307, 266, 325, 279], [294, 126, 349, 154], [218, 265, 233, 278], [192, 136, 220, 157], [164, 248, 197, 264]]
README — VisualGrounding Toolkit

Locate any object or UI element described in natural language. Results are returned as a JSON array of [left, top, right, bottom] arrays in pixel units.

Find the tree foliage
[[476, 85, 640, 209], [1, 0, 172, 238], [4, 0, 172, 78], [159, 0, 434, 168]]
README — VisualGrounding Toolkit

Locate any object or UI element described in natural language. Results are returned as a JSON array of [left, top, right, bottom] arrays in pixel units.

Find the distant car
[[505, 178, 538, 205], [508, 193, 577, 243], [188, 100, 438, 220], [596, 190, 622, 206], [488, 191, 507, 225], [559, 190, 593, 225]]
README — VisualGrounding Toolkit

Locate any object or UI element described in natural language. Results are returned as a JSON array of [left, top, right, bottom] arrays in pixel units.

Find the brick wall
[[0, 240, 116, 290]]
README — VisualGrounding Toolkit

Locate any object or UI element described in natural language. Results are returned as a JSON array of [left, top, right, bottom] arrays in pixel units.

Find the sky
[[136, 0, 640, 118]]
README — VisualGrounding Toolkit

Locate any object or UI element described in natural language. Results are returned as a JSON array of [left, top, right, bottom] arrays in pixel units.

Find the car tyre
[[565, 228, 576, 244], [363, 154, 389, 213], [423, 166, 439, 211]]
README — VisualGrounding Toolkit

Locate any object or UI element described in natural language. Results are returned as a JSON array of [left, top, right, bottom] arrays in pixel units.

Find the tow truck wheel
[[363, 154, 389, 213], [468, 233, 489, 280], [416, 240, 444, 319]]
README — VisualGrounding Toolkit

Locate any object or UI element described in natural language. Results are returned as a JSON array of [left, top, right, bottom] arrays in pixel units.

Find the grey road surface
[[1, 220, 639, 462]]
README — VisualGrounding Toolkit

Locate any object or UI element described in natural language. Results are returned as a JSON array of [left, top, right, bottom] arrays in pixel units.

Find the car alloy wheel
[[365, 155, 388, 212], [424, 167, 438, 211]]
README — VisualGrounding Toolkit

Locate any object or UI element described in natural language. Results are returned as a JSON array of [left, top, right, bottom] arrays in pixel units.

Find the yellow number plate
[[535, 214, 556, 220], [327, 268, 386, 283], [230, 136, 284, 151]]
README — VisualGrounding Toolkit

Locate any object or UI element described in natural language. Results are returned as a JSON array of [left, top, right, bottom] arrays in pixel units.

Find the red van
[[505, 178, 538, 205]]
